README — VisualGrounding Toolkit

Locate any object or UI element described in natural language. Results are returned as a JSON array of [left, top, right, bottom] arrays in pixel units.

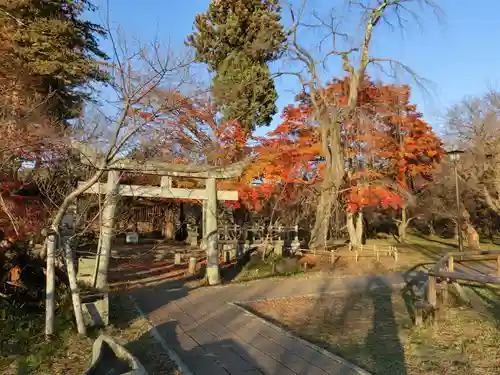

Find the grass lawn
[[245, 286, 500, 375], [1, 291, 179, 375], [228, 232, 500, 284]]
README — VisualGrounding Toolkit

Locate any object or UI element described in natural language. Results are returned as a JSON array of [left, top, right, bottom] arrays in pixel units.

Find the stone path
[[129, 272, 415, 375]]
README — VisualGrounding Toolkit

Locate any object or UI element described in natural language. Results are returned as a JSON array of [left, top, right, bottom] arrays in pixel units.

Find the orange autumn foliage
[[237, 76, 443, 213]]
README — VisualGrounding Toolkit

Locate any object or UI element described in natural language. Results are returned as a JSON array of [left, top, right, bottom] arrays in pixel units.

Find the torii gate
[[75, 144, 245, 286]]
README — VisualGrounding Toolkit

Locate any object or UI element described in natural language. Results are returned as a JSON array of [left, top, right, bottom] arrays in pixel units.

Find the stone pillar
[[205, 177, 220, 285]]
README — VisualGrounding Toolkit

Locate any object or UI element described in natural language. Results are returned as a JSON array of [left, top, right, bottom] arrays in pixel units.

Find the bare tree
[[446, 91, 500, 214], [42, 25, 191, 338], [443, 91, 500, 248]]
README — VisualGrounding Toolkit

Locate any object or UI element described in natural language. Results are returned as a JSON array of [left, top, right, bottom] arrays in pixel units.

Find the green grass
[[228, 253, 304, 283], [0, 286, 96, 375], [0, 290, 179, 375], [222, 232, 500, 284], [246, 286, 500, 375]]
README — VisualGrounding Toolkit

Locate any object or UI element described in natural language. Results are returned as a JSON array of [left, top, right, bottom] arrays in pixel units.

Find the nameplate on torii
[[79, 182, 239, 201]]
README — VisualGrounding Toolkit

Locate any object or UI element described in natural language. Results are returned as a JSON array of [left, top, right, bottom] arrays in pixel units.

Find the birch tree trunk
[[94, 170, 120, 290], [45, 233, 56, 340], [64, 241, 86, 335], [44, 168, 105, 339]]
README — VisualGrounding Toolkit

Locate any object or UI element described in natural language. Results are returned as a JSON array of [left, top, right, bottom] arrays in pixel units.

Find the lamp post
[[447, 150, 464, 252]]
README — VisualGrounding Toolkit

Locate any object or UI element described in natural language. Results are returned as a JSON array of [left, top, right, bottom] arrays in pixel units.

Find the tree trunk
[[205, 177, 220, 285], [45, 233, 56, 340], [64, 241, 86, 335], [310, 186, 335, 248], [347, 211, 363, 247], [94, 170, 120, 290], [310, 124, 344, 248], [398, 207, 408, 243], [356, 211, 363, 245], [44, 168, 105, 339]]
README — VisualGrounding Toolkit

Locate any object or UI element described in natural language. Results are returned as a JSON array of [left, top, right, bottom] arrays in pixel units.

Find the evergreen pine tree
[[187, 0, 286, 132], [0, 0, 109, 122]]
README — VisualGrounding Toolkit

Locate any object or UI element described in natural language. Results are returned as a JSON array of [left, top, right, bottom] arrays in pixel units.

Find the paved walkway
[[130, 272, 412, 375]]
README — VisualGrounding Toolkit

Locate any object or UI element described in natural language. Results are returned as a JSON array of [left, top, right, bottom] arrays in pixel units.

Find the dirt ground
[[246, 287, 500, 375]]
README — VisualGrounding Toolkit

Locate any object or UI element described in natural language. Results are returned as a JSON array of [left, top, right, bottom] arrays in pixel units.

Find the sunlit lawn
[[246, 286, 500, 375]]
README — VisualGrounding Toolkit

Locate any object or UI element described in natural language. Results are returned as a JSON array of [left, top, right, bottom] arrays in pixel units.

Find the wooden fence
[[426, 250, 500, 308], [217, 224, 300, 245], [308, 243, 398, 264]]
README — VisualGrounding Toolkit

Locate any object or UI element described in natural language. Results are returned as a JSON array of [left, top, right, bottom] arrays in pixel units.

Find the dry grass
[[246, 287, 500, 375]]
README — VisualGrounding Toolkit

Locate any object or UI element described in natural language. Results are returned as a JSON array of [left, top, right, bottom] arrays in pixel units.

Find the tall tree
[[285, 0, 439, 248], [186, 0, 286, 132], [0, 0, 108, 122], [342, 80, 443, 244]]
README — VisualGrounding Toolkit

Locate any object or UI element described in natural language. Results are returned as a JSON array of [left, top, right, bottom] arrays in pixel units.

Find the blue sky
[[87, 0, 500, 137]]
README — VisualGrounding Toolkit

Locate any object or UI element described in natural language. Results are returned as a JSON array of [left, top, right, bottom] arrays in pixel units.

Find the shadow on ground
[[128, 319, 342, 375], [246, 276, 416, 375]]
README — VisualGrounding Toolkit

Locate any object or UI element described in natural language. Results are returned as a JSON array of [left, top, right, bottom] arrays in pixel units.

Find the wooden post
[[205, 177, 220, 285], [441, 280, 449, 305], [428, 276, 437, 308], [497, 254, 500, 277], [448, 255, 454, 272], [45, 233, 56, 339], [200, 200, 208, 250]]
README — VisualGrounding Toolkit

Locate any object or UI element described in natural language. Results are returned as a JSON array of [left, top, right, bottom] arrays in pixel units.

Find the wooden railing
[[427, 250, 500, 308], [347, 244, 398, 262], [217, 224, 300, 244], [310, 243, 398, 264]]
